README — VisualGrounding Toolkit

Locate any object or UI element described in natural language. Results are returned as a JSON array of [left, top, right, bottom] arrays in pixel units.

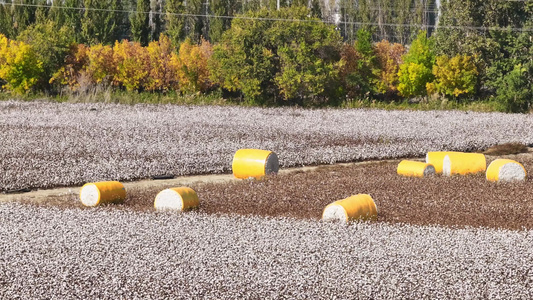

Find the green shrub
[[341, 29, 380, 99], [208, 9, 277, 104], [495, 63, 533, 113], [17, 21, 75, 90], [209, 6, 343, 105], [397, 31, 435, 98]]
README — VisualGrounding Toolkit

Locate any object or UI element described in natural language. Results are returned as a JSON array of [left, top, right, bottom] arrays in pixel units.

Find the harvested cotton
[[2, 203, 533, 299], [426, 151, 461, 174], [442, 153, 486, 176], [322, 194, 377, 223], [232, 149, 279, 179], [154, 187, 199, 211], [80, 181, 126, 207], [486, 159, 527, 182], [397, 160, 435, 177], [3, 101, 533, 192]]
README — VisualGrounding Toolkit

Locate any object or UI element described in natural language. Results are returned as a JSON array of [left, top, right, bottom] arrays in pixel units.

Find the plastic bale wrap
[[232, 149, 279, 179], [80, 181, 126, 207], [426, 151, 461, 174], [322, 194, 378, 223], [442, 153, 486, 176], [397, 160, 436, 177], [154, 187, 199, 211], [486, 159, 527, 182]]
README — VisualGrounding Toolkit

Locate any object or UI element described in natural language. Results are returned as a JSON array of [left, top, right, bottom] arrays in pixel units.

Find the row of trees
[[336, 0, 439, 44], [0, 2, 532, 111], [0, 0, 441, 46], [433, 0, 533, 112]]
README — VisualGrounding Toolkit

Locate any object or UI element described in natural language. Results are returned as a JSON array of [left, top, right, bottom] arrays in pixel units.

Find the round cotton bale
[[426, 151, 461, 174], [442, 152, 486, 176], [322, 194, 377, 223], [397, 160, 435, 177], [154, 187, 199, 212], [232, 149, 279, 179], [486, 159, 527, 182], [80, 181, 126, 207]]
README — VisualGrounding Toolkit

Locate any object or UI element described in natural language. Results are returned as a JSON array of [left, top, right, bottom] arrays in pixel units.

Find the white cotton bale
[[154, 187, 199, 212], [426, 151, 461, 174], [442, 153, 486, 176], [322, 194, 377, 223], [80, 181, 126, 207], [486, 159, 527, 182], [232, 149, 279, 179], [397, 160, 435, 177]]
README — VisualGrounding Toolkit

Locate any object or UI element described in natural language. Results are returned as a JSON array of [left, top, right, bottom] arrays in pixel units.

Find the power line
[[3, 2, 533, 32]]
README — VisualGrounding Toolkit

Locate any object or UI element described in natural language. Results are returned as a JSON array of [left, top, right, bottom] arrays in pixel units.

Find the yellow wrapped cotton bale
[[397, 160, 435, 177], [442, 152, 486, 176], [486, 159, 527, 182], [80, 181, 126, 207], [154, 187, 199, 211], [322, 194, 377, 223], [426, 151, 461, 174], [232, 149, 279, 179]]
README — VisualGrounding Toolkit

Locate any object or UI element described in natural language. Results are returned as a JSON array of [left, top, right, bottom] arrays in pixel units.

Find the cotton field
[[1, 100, 533, 192], [1, 100, 533, 298], [1, 204, 532, 299]]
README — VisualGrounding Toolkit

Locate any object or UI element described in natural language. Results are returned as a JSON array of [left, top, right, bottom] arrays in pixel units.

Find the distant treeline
[[0, 0, 442, 44], [0, 1, 531, 111]]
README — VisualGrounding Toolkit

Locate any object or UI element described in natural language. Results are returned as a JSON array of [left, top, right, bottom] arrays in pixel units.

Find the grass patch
[[1, 88, 231, 106], [62, 88, 230, 106], [0, 88, 515, 112], [341, 96, 505, 112]]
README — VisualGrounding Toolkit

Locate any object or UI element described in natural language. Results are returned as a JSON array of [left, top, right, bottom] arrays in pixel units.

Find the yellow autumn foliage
[[374, 40, 406, 95], [86, 44, 116, 85], [427, 55, 478, 97], [113, 40, 150, 91], [145, 34, 180, 91], [175, 38, 213, 93], [0, 34, 43, 94], [50, 44, 90, 89]]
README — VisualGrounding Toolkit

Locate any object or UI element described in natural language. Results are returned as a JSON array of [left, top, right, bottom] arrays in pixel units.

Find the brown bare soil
[[25, 152, 533, 231], [192, 158, 533, 230]]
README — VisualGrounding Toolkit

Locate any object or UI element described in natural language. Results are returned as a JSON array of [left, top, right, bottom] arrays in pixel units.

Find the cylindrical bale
[[154, 187, 199, 211], [442, 152, 486, 176], [397, 160, 435, 177], [232, 149, 279, 179], [322, 194, 377, 223], [80, 181, 126, 207], [486, 159, 527, 182], [426, 151, 461, 174]]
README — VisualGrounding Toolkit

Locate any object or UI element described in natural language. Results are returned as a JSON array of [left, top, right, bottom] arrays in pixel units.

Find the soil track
[[11, 151, 533, 231], [139, 154, 533, 230]]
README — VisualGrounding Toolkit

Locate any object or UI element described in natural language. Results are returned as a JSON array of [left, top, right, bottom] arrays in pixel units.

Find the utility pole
[[204, 0, 209, 40]]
